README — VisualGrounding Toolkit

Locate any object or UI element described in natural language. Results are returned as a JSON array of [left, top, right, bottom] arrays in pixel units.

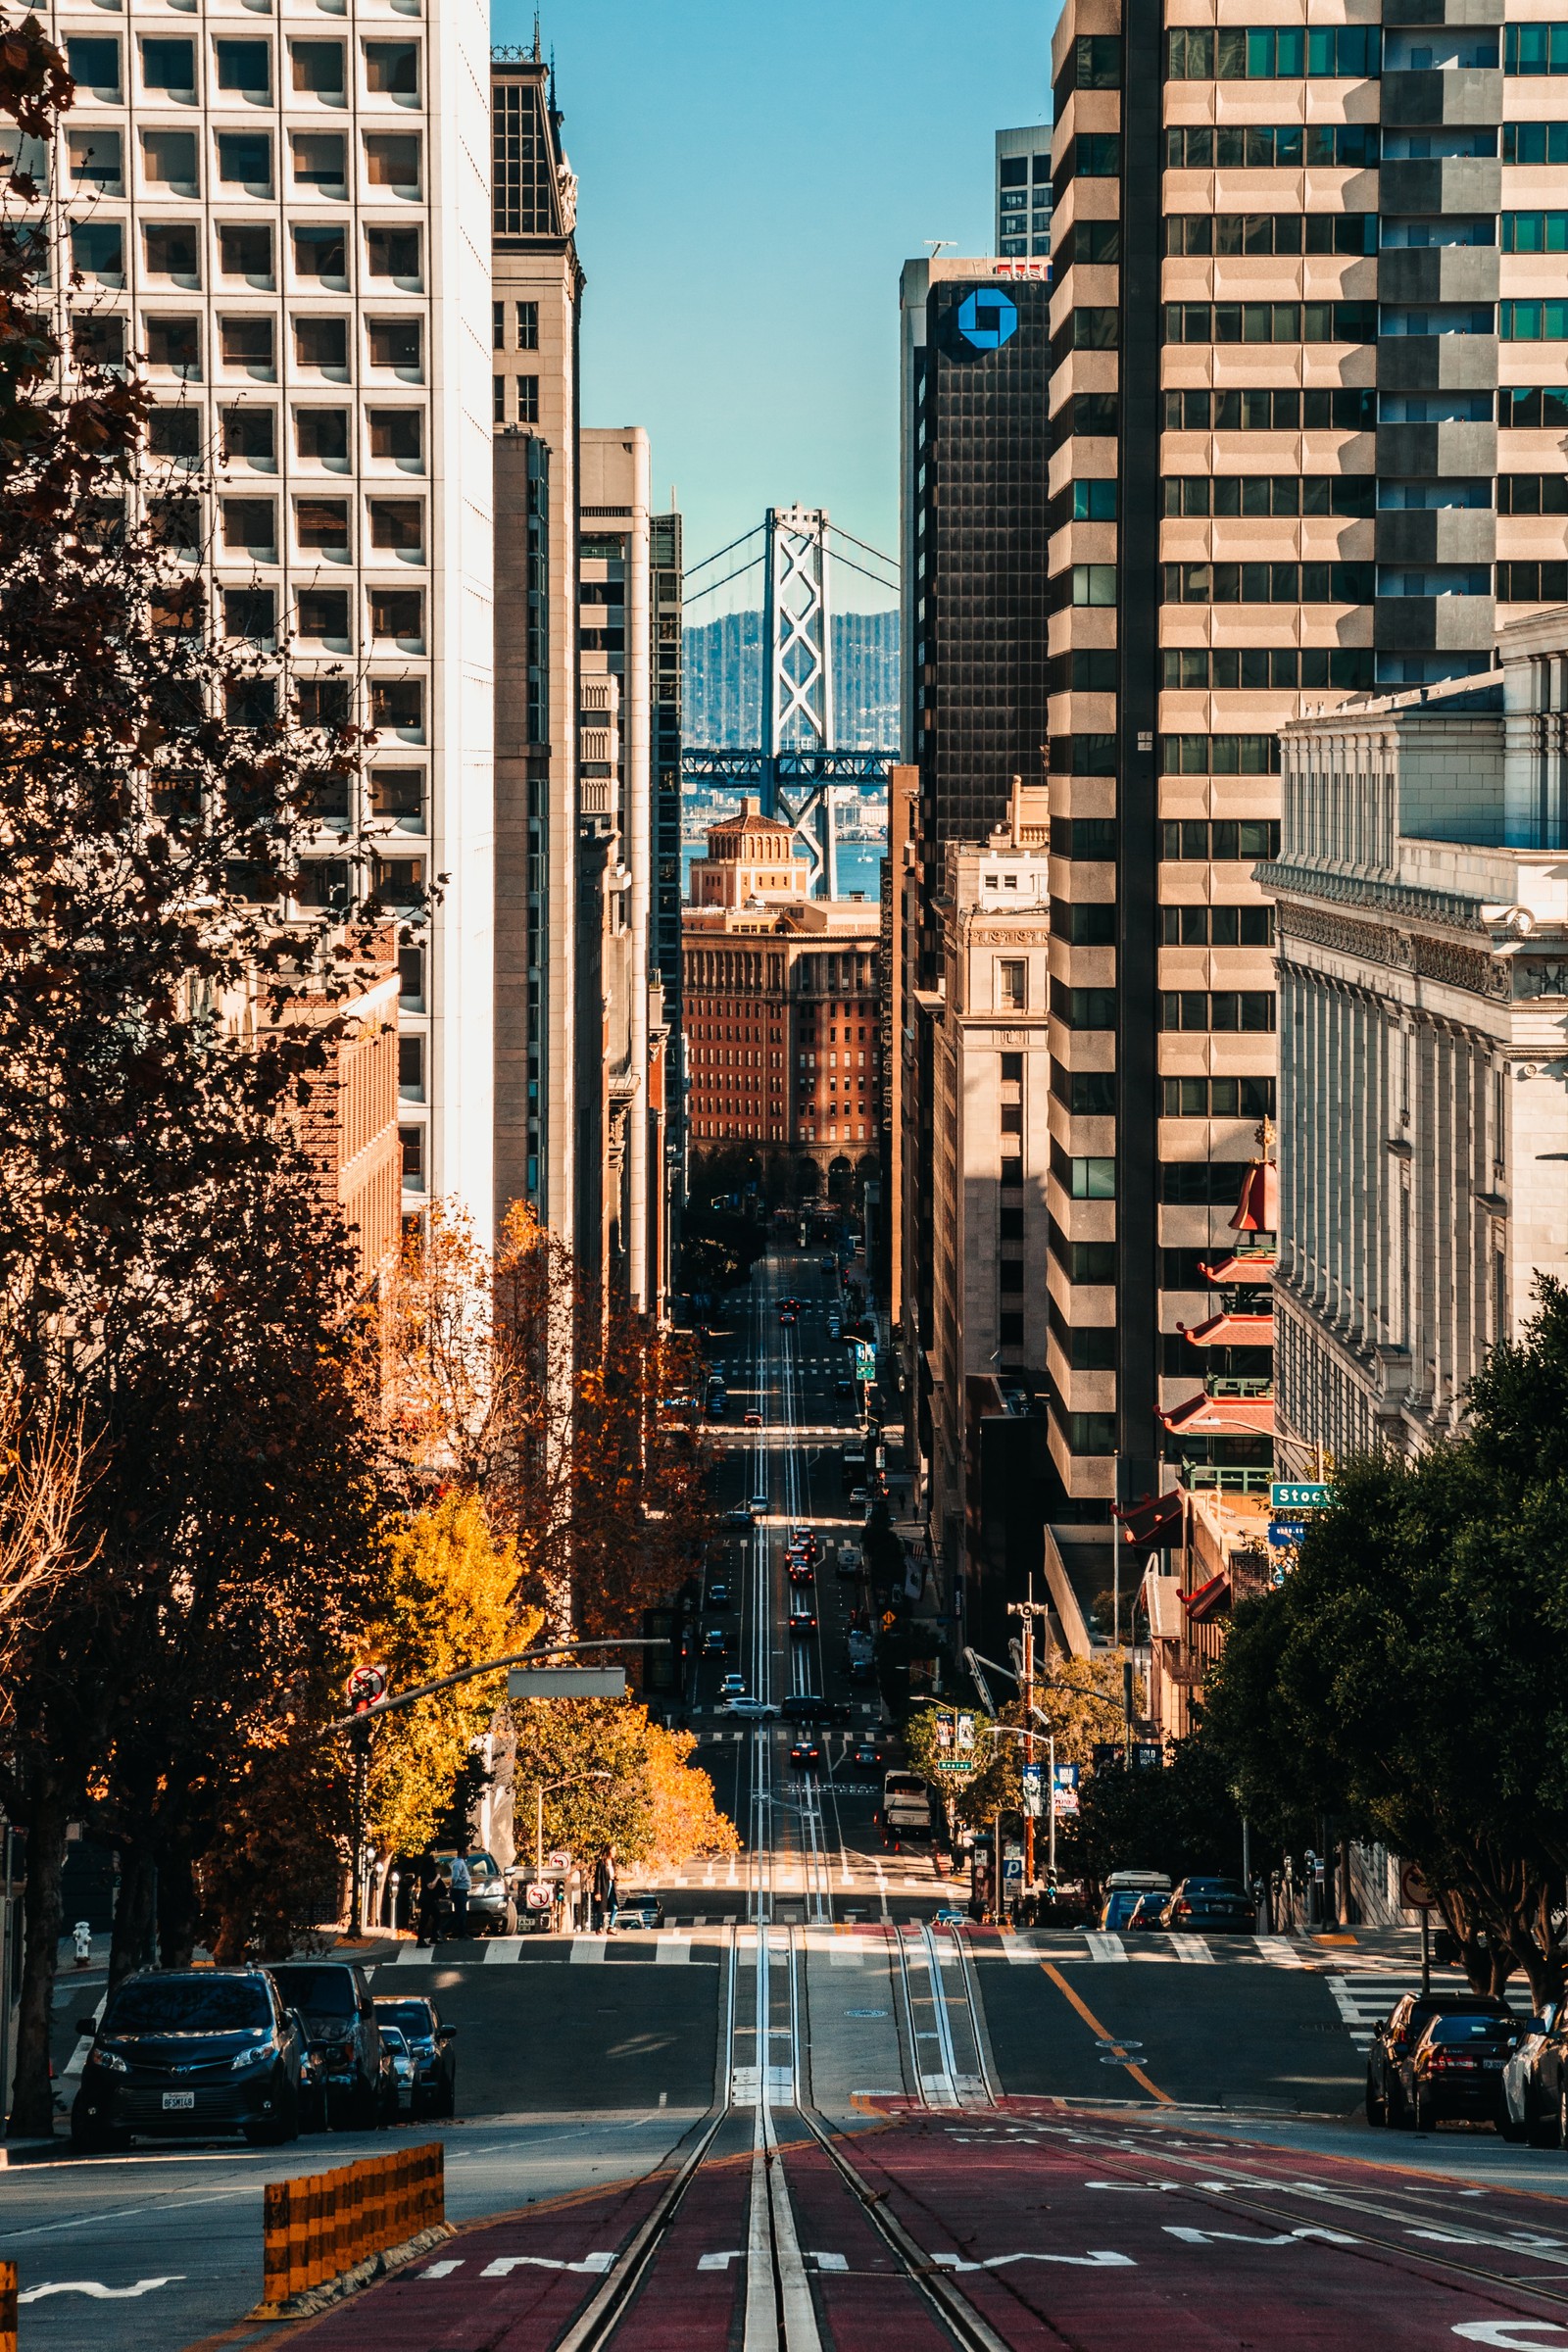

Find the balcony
[[1204, 1374, 1273, 1398], [1178, 1463, 1273, 1495]]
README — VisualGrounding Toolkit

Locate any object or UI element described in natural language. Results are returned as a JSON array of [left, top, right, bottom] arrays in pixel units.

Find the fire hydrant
[[72, 1920, 91, 1967]]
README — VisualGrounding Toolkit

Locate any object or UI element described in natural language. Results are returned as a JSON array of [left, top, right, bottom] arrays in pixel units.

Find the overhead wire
[[681, 524, 764, 580]]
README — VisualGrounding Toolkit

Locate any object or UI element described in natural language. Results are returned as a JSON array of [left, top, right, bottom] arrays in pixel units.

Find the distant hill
[[682, 609, 900, 751]]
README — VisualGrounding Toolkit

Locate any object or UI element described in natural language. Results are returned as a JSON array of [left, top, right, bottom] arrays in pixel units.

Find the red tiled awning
[[1178, 1310, 1275, 1347], [1200, 1249, 1276, 1285], [1159, 1393, 1276, 1438], [1113, 1490, 1184, 1548], [1182, 1570, 1231, 1623]]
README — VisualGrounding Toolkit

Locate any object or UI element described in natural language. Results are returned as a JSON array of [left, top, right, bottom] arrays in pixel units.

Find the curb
[[247, 2222, 452, 2322]]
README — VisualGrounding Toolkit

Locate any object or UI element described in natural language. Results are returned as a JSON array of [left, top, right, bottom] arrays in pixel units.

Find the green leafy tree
[[510, 1698, 738, 1872], [1202, 1280, 1568, 2003]]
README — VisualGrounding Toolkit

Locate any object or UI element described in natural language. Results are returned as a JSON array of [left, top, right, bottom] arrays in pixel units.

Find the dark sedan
[[1366, 1989, 1516, 2127], [788, 1607, 817, 1636], [1406, 2008, 1520, 2132], [1158, 1876, 1254, 1933], [72, 1968, 308, 2151], [372, 1993, 457, 2118], [790, 1737, 823, 1770], [852, 1740, 885, 1771]]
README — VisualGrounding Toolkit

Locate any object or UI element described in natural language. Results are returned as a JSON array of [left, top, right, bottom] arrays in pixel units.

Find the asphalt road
[[18, 1242, 1568, 2351]]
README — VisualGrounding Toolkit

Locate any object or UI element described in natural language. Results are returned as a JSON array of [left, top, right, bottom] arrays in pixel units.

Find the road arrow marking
[[1165, 2227, 1357, 2248], [929, 2251, 1135, 2271], [20, 2278, 184, 2302], [478, 2252, 616, 2278]]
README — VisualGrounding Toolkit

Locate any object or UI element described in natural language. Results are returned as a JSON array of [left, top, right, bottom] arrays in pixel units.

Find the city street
[[11, 1247, 1568, 2350]]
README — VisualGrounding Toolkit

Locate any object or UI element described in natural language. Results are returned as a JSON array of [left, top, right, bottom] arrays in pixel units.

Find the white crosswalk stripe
[[1322, 1972, 1534, 2049]]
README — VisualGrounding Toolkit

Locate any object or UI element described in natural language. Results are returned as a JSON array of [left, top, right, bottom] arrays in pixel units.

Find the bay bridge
[[680, 507, 900, 899]]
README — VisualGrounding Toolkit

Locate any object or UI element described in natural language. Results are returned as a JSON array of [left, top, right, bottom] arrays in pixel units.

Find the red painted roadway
[[280, 2104, 1568, 2350]]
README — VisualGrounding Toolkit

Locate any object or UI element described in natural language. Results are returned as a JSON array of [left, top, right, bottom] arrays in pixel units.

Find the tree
[[1071, 1730, 1250, 1894], [1202, 1281, 1568, 2004], [364, 1492, 539, 1867], [510, 1698, 738, 1871], [949, 1657, 1140, 1838]]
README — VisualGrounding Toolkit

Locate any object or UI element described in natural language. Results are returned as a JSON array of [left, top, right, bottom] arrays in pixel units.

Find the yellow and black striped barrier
[[259, 2142, 445, 2314], [0, 2260, 16, 2352]]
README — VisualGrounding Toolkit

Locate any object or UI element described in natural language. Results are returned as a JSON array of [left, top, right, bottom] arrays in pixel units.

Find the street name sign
[[1270, 1482, 1334, 1511], [1268, 1519, 1308, 1546], [508, 1667, 627, 1699]]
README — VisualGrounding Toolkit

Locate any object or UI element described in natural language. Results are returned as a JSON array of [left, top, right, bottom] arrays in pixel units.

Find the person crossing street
[[449, 1849, 471, 1938]]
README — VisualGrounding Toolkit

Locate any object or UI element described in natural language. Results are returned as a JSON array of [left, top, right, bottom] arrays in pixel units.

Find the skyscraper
[[491, 42, 581, 1240], [47, 0, 496, 1226], [996, 122, 1054, 262], [1042, 0, 1568, 1512]]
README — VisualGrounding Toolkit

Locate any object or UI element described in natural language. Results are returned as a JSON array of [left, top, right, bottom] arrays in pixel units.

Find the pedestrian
[[448, 1849, 471, 1938], [416, 1851, 441, 1946], [594, 1848, 617, 1936]]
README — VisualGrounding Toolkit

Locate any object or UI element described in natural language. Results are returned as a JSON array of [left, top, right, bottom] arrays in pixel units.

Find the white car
[[722, 1695, 781, 1720]]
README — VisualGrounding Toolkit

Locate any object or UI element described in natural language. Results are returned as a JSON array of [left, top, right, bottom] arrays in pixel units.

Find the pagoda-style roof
[[1178, 1309, 1275, 1348], [1200, 1245, 1277, 1285], [1230, 1157, 1278, 1235], [1159, 1392, 1276, 1439], [1113, 1489, 1184, 1548]]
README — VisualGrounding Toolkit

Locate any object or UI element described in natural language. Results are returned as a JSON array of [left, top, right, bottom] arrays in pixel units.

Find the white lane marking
[[1164, 2225, 1357, 2247], [1085, 1934, 1126, 1964], [569, 1938, 608, 1965], [478, 2252, 616, 2277], [698, 2249, 743, 2271], [1255, 1936, 1307, 1968], [656, 1937, 692, 1965], [1453, 2331, 1568, 2348], [930, 2250, 1136, 2272], [420, 2259, 464, 2277], [808, 2252, 849, 2271], [20, 2278, 184, 2302], [1169, 1936, 1214, 1965], [0, 2189, 238, 2244], [485, 1936, 525, 1964]]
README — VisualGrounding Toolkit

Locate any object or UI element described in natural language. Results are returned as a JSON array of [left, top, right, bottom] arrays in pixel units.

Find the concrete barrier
[[258, 2142, 445, 2316], [0, 2260, 16, 2352]]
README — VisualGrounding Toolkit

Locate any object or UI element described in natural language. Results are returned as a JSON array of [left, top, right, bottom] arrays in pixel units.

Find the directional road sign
[[508, 1667, 626, 1699], [1268, 1519, 1308, 1546]]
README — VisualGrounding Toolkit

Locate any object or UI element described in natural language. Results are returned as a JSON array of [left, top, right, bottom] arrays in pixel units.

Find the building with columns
[[1268, 614, 1568, 1469]]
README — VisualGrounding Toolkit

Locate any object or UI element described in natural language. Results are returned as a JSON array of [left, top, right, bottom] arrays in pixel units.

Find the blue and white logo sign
[[956, 287, 1018, 351]]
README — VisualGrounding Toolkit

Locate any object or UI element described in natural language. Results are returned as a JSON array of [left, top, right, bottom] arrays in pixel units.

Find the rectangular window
[[368, 317, 421, 371], [1503, 213, 1568, 252], [1051, 1229, 1117, 1286], [145, 315, 201, 373], [397, 946, 425, 1008], [295, 407, 348, 463], [1052, 817, 1117, 860], [364, 132, 420, 192], [216, 132, 271, 191], [1503, 122, 1568, 163], [1051, 1065, 1116, 1115], [143, 222, 199, 280], [1052, 898, 1116, 945], [1072, 479, 1118, 520], [221, 497, 275, 553], [298, 677, 352, 729], [515, 373, 540, 423], [141, 129, 199, 194], [1074, 132, 1122, 176], [368, 498, 421, 552], [1073, 33, 1121, 86], [368, 408, 421, 462], [998, 959, 1028, 1010], [370, 588, 422, 641], [1071, 564, 1117, 606], [370, 677, 424, 731], [515, 299, 539, 349], [367, 226, 420, 281], [1160, 820, 1280, 861], [220, 316, 274, 369], [495, 370, 510, 418], [1161, 1076, 1277, 1117], [68, 34, 121, 93], [365, 40, 419, 95], [296, 587, 349, 641], [292, 132, 347, 190], [222, 585, 275, 643], [398, 1124, 425, 1189], [148, 408, 201, 461], [1052, 981, 1117, 1029], [71, 314, 126, 368], [69, 128, 121, 191], [296, 497, 349, 551], [142, 36, 196, 92], [376, 769, 425, 828], [1501, 301, 1568, 341], [220, 406, 274, 461], [215, 38, 270, 95], [1505, 24, 1568, 73], [1499, 474, 1568, 514], [293, 225, 347, 281], [1498, 562, 1568, 602], [293, 318, 347, 374], [291, 39, 345, 94]]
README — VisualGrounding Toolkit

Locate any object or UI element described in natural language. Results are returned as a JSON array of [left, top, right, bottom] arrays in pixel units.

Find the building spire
[[531, 11, 541, 62]]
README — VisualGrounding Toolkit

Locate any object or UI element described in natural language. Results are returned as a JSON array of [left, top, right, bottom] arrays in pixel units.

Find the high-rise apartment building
[[996, 122, 1054, 261], [897, 257, 1052, 1539], [1043, 0, 1568, 1511], [46, 0, 495, 1226], [651, 507, 684, 1293], [492, 43, 580, 1238]]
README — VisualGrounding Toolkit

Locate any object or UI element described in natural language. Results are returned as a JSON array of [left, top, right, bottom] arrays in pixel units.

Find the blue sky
[[490, 0, 1054, 610]]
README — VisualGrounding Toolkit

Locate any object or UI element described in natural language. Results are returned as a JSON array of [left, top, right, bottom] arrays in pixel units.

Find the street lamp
[[534, 1771, 612, 1877]]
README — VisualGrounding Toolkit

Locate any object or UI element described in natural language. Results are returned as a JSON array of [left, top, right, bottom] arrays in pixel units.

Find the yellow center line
[[1039, 1960, 1174, 2105]]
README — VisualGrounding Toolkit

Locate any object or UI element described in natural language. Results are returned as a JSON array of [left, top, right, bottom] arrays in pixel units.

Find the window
[[515, 300, 539, 350], [1072, 479, 1117, 521], [376, 769, 425, 828], [368, 318, 421, 370], [1501, 301, 1568, 341], [1159, 991, 1275, 1031], [291, 40, 345, 95], [999, 1261, 1025, 1293], [1499, 474, 1568, 514], [1160, 734, 1281, 774], [366, 40, 419, 95], [1162, 646, 1374, 690], [297, 678, 351, 728], [142, 38, 196, 95], [1050, 734, 1117, 775], [1052, 981, 1117, 1029], [1073, 32, 1121, 86], [293, 225, 347, 281], [1164, 300, 1377, 345], [1503, 213, 1568, 252], [222, 498, 275, 554], [141, 130, 199, 194], [1052, 817, 1117, 860], [1052, 1066, 1117, 1115], [1162, 562, 1375, 605], [1164, 122, 1378, 168], [1162, 819, 1280, 861], [1049, 1308, 1117, 1371], [367, 226, 419, 279], [1505, 24, 1568, 73], [145, 315, 200, 373], [68, 35, 121, 94], [69, 129, 121, 191], [1071, 564, 1117, 606], [398, 1034, 424, 1101], [224, 678, 277, 729], [143, 222, 198, 280], [218, 224, 271, 281], [399, 1125, 425, 1189], [71, 223, 123, 286], [72, 315, 126, 368], [1067, 1152, 1116, 1199], [1166, 212, 1377, 257], [1059, 220, 1121, 266], [1166, 24, 1379, 76], [149, 497, 201, 552], [217, 132, 271, 192], [998, 958, 1028, 1009], [1074, 132, 1122, 176], [492, 300, 506, 352], [516, 374, 540, 423], [296, 588, 348, 640], [1053, 899, 1116, 945], [1498, 562, 1568, 602], [1162, 386, 1378, 431], [1160, 1075, 1276, 1117], [1504, 122, 1568, 163], [220, 316, 274, 369], [294, 319, 348, 373], [1163, 474, 1375, 519], [215, 39, 270, 95], [370, 678, 424, 731], [297, 498, 349, 552], [1051, 1229, 1117, 1285], [1501, 386, 1568, 428], [293, 132, 347, 190], [493, 375, 508, 425], [368, 499, 421, 552], [1161, 905, 1274, 947], [148, 408, 201, 461], [368, 408, 421, 462], [220, 406, 274, 461], [370, 588, 422, 640], [364, 132, 420, 192], [398, 946, 425, 1007], [222, 586, 274, 642]]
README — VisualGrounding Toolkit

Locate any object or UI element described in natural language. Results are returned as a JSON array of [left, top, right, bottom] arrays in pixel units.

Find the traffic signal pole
[[1007, 1586, 1051, 1893]]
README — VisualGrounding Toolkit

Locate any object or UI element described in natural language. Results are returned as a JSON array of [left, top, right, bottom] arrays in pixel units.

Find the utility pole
[[1006, 1581, 1052, 1894]]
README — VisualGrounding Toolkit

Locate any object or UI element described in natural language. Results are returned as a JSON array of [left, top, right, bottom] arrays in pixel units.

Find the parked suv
[[268, 1961, 387, 2130], [1365, 1988, 1515, 2127], [1406, 2008, 1520, 2132], [72, 1968, 308, 2151], [372, 1993, 458, 2117]]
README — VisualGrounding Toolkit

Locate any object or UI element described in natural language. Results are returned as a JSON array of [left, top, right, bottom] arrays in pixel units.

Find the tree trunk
[[158, 1849, 199, 1968], [8, 1779, 69, 2138], [109, 1845, 156, 1989]]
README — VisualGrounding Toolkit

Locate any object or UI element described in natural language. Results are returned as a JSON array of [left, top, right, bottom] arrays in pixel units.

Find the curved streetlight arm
[[322, 1637, 671, 1740]]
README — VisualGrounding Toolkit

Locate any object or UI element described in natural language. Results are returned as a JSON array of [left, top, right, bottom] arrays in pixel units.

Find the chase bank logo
[[956, 287, 1018, 351]]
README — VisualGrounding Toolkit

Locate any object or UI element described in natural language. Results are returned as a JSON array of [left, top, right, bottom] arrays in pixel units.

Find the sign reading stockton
[[956, 286, 1018, 351]]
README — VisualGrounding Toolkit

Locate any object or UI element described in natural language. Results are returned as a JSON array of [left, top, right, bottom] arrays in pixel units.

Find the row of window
[[492, 374, 541, 425], [1159, 388, 1378, 433], [491, 299, 539, 352], [1163, 474, 1375, 517], [1161, 562, 1377, 604], [1500, 300, 1568, 340], [1048, 818, 1282, 863], [1046, 1067, 1277, 1121], [1160, 991, 1277, 1031], [1163, 211, 1379, 257], [77, 312, 424, 378], [1051, 729, 1285, 773], [219, 674, 425, 731], [1159, 646, 1377, 691], [1503, 212, 1568, 251], [1504, 24, 1568, 73], [1053, 901, 1275, 953], [146, 403, 420, 464], [68, 218, 423, 288], [1498, 561, 1568, 600], [1163, 123, 1381, 171], [65, 31, 420, 104], [1052, 1142, 1117, 1200], [1163, 299, 1378, 346], [1165, 25, 1383, 80], [160, 492, 426, 557], [62, 125, 419, 199]]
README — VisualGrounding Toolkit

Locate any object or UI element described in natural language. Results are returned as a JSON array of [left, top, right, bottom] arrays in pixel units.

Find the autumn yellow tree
[[361, 1491, 539, 1878], [949, 1655, 1145, 1834], [510, 1697, 738, 1872]]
